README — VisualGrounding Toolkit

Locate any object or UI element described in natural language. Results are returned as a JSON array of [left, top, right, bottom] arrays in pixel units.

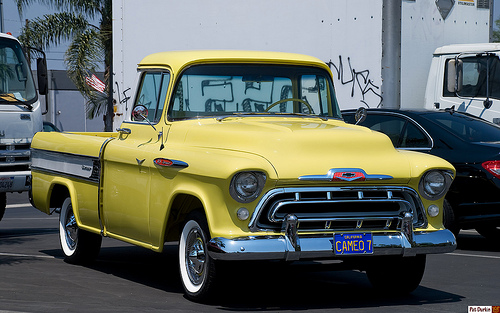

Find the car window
[[425, 112, 500, 142], [346, 113, 431, 149], [400, 122, 430, 148], [133, 71, 170, 123]]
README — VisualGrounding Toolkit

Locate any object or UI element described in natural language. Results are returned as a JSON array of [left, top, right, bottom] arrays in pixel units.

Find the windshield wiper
[[274, 112, 329, 121], [0, 93, 33, 110], [216, 112, 329, 122], [216, 112, 268, 121]]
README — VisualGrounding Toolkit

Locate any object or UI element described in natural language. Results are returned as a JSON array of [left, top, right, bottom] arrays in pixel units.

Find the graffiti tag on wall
[[327, 56, 383, 108]]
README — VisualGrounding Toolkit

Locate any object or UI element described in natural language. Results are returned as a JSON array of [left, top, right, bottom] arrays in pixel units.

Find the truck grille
[[0, 143, 31, 171], [249, 186, 426, 232]]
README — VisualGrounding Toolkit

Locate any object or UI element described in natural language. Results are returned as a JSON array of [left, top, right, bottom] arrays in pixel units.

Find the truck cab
[[424, 43, 500, 125], [0, 32, 47, 220]]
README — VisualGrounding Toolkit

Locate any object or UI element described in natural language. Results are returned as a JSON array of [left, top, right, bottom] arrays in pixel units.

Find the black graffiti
[[327, 56, 383, 108]]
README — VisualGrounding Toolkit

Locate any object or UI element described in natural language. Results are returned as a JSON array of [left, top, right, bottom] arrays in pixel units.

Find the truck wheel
[[475, 226, 500, 241], [179, 212, 217, 302], [366, 254, 426, 294], [0, 192, 6, 221], [59, 197, 102, 264]]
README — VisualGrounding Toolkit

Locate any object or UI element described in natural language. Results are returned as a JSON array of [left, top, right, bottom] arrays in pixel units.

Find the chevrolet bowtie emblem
[[298, 168, 393, 182]]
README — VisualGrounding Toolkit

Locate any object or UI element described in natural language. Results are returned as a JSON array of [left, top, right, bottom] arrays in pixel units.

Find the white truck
[[0, 32, 47, 220], [111, 0, 494, 127]]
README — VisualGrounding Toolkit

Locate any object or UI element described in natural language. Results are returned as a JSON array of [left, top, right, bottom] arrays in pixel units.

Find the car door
[[101, 71, 170, 245]]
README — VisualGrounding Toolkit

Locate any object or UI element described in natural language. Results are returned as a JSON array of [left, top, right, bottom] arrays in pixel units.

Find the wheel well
[[164, 194, 205, 242], [49, 184, 70, 210]]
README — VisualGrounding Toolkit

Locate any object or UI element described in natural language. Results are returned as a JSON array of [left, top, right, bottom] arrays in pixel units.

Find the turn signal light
[[482, 160, 500, 179]]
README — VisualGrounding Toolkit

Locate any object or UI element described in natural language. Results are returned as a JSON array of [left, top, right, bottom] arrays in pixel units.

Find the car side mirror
[[446, 59, 463, 94], [354, 107, 367, 125]]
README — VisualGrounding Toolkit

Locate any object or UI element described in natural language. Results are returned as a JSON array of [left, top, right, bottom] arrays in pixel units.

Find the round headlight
[[230, 171, 266, 203], [424, 171, 445, 195], [419, 170, 452, 200]]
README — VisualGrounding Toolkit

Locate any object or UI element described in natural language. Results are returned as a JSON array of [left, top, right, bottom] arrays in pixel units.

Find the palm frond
[[65, 28, 106, 118], [19, 12, 91, 50]]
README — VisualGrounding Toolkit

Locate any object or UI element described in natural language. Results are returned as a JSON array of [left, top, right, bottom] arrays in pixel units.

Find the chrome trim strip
[[31, 149, 100, 182], [267, 198, 411, 223], [207, 229, 457, 261], [98, 137, 116, 235]]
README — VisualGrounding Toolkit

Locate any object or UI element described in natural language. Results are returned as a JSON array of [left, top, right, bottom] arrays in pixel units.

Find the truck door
[[101, 71, 170, 245]]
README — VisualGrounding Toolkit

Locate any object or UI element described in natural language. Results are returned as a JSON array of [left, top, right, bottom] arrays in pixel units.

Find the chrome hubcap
[[65, 209, 78, 249], [185, 228, 206, 285]]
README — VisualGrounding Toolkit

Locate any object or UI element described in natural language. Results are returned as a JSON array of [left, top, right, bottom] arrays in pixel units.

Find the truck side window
[[443, 56, 500, 100], [133, 71, 170, 123]]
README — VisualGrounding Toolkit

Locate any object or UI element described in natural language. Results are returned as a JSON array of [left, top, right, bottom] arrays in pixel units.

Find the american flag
[[85, 71, 106, 93]]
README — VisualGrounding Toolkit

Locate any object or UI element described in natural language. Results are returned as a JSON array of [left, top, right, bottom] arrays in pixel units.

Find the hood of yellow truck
[[171, 116, 411, 184]]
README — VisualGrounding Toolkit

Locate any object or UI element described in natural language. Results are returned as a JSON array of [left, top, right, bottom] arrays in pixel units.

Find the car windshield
[[424, 112, 500, 143], [0, 38, 37, 104], [169, 64, 341, 120]]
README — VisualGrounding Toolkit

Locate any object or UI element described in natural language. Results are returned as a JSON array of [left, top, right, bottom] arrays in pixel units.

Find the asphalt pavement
[[1, 192, 499, 312]]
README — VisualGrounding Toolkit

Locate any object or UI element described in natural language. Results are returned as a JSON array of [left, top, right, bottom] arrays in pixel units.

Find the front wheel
[[179, 212, 218, 302], [366, 254, 426, 294], [59, 197, 102, 264]]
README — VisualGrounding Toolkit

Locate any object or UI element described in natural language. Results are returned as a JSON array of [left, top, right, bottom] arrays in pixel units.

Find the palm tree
[[15, 0, 113, 131], [494, 18, 500, 43]]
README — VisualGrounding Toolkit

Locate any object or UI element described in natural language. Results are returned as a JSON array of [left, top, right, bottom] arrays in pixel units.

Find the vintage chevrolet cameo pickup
[[31, 51, 456, 301]]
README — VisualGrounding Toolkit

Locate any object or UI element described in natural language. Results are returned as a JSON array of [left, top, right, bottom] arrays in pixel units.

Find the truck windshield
[[0, 38, 37, 105], [169, 64, 341, 120], [443, 55, 500, 100]]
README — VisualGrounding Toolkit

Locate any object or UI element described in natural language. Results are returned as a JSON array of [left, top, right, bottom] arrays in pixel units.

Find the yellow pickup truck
[[31, 50, 456, 301]]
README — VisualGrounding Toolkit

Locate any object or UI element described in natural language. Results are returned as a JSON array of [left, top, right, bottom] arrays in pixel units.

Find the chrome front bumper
[[207, 229, 457, 261]]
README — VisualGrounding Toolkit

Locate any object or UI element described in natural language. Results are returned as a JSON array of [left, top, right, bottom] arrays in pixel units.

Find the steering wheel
[[264, 98, 314, 114]]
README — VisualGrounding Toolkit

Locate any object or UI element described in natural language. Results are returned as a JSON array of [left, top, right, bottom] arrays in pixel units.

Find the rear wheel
[[366, 255, 426, 294], [0, 193, 6, 222], [59, 197, 102, 264], [179, 211, 218, 302]]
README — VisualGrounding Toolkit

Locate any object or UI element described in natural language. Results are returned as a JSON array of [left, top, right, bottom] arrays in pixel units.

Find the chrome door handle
[[116, 128, 131, 134]]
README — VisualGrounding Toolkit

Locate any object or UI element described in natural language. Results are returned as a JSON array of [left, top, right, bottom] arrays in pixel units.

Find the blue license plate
[[333, 233, 373, 255]]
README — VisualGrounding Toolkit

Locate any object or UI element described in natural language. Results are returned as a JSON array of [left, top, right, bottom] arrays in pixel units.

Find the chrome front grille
[[0, 143, 31, 172], [249, 186, 426, 232]]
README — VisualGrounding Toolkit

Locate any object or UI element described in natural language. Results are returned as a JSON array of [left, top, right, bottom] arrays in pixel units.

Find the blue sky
[[2, 0, 500, 71], [2, 1, 80, 70]]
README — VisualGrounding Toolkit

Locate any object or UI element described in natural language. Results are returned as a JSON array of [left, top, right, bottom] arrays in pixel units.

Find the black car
[[42, 121, 61, 132], [342, 108, 500, 240]]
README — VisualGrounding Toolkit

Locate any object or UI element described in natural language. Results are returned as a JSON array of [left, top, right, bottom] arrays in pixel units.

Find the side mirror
[[36, 57, 48, 95], [354, 107, 367, 125], [132, 105, 148, 121], [446, 59, 463, 94]]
